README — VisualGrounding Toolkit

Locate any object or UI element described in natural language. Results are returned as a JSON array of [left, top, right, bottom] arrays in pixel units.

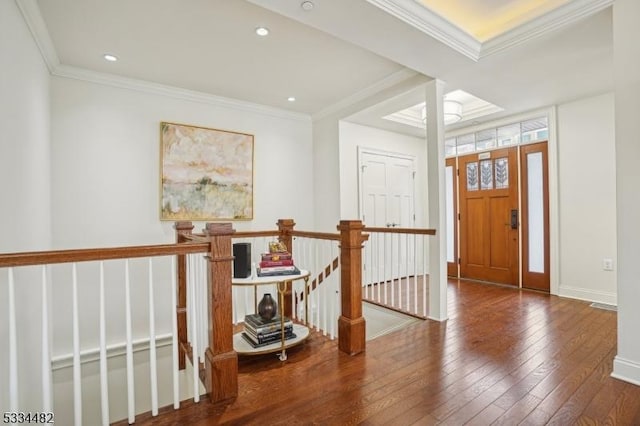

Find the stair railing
[[0, 238, 209, 425], [1, 218, 403, 424], [361, 226, 436, 319]]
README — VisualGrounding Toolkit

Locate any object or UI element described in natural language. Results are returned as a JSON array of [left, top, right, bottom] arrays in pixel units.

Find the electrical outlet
[[603, 258, 614, 271]]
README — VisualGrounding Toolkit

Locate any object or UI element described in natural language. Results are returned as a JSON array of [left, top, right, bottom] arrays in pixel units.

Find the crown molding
[[382, 109, 424, 129], [15, 0, 60, 72], [481, 0, 614, 58], [53, 65, 311, 122], [461, 103, 504, 122], [367, 0, 612, 61], [15, 0, 310, 123], [312, 68, 421, 121], [366, 0, 481, 61]]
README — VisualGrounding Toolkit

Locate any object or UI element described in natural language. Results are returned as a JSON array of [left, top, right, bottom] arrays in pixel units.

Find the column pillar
[[425, 80, 448, 321], [203, 222, 238, 402]]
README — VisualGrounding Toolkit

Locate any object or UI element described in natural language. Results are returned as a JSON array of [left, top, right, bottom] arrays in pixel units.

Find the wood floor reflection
[[124, 279, 640, 425]]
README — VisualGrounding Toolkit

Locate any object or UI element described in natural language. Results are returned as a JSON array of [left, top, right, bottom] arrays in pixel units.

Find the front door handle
[[510, 209, 518, 229]]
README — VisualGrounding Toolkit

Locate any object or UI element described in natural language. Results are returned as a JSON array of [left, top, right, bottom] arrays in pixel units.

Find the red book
[[260, 259, 294, 268], [261, 252, 292, 261]]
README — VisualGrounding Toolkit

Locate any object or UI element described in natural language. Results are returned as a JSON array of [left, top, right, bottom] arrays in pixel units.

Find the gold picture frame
[[160, 121, 254, 221]]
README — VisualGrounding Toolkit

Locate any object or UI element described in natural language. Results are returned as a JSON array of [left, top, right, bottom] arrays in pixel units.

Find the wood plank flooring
[[125, 279, 640, 425]]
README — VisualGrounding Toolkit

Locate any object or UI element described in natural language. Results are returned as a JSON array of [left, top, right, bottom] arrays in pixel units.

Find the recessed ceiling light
[[255, 27, 269, 36], [287, 97, 296, 102], [301, 1, 314, 11], [103, 54, 118, 62]]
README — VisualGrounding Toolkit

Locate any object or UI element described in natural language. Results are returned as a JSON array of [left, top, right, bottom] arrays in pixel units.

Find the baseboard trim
[[558, 285, 617, 306], [612, 356, 640, 386]]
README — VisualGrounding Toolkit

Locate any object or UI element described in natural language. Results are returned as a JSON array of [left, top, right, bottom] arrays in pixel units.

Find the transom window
[[446, 117, 548, 157]]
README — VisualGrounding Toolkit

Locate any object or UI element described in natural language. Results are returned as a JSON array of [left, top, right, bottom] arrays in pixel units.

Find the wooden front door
[[459, 147, 519, 285]]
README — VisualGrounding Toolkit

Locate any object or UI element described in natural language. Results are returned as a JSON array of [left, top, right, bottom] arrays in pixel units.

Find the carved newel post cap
[[203, 222, 235, 235]]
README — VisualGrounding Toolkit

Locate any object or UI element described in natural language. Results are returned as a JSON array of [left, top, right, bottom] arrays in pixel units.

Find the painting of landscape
[[160, 122, 253, 220]]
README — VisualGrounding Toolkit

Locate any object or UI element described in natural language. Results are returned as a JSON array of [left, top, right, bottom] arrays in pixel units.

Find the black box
[[233, 243, 251, 278]]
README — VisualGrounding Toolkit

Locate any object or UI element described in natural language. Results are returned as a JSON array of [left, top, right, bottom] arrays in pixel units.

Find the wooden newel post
[[174, 221, 194, 370], [277, 219, 296, 318], [337, 220, 368, 355], [203, 222, 238, 403]]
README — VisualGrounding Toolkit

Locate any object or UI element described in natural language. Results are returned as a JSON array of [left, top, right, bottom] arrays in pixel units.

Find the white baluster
[[322, 241, 328, 336], [405, 233, 409, 312], [148, 259, 158, 416], [124, 260, 135, 424], [186, 255, 193, 344], [330, 242, 336, 340], [383, 233, 388, 305], [314, 240, 320, 331], [8, 268, 18, 411], [392, 234, 397, 307], [413, 235, 419, 315], [188, 255, 200, 403], [375, 234, 381, 303], [396, 233, 401, 309], [171, 256, 180, 409], [41, 266, 52, 412], [199, 256, 207, 363], [299, 238, 308, 324], [232, 282, 238, 325], [423, 236, 428, 317], [98, 262, 109, 425], [72, 263, 82, 426]]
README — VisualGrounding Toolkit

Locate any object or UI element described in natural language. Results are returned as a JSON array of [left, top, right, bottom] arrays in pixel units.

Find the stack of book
[[241, 313, 296, 348], [258, 251, 301, 277]]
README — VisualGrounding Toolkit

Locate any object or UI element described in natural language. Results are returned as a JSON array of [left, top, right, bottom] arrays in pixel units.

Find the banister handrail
[[180, 234, 210, 243], [0, 242, 209, 268], [363, 226, 436, 235], [292, 230, 340, 241], [233, 230, 280, 238]]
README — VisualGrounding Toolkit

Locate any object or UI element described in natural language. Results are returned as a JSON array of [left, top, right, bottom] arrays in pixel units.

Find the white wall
[[0, 0, 51, 413], [50, 76, 314, 248], [47, 74, 315, 348], [312, 116, 342, 233], [0, 1, 51, 252], [612, 0, 640, 385], [557, 92, 617, 305], [338, 121, 427, 226]]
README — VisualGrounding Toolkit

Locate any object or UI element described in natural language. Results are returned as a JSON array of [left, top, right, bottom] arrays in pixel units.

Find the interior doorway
[[358, 148, 417, 280], [358, 148, 416, 229]]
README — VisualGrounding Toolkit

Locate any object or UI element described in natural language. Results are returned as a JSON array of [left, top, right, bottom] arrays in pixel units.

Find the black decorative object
[[258, 293, 277, 321], [233, 243, 251, 278]]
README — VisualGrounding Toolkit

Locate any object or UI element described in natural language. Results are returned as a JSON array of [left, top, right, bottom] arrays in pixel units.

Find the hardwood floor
[[127, 279, 640, 425]]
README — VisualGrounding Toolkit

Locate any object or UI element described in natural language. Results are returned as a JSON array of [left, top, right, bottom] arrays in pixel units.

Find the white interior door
[[359, 148, 416, 284]]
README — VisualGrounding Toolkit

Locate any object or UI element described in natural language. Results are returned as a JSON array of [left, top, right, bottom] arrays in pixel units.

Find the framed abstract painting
[[160, 122, 254, 220]]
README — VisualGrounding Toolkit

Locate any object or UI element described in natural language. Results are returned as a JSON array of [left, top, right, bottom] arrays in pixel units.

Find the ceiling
[[26, 0, 613, 136], [418, 0, 574, 41]]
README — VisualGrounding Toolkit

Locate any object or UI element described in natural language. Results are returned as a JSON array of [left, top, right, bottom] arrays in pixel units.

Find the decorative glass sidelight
[[495, 157, 509, 189], [527, 152, 545, 273], [466, 162, 479, 191], [446, 165, 455, 262], [480, 159, 493, 190]]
